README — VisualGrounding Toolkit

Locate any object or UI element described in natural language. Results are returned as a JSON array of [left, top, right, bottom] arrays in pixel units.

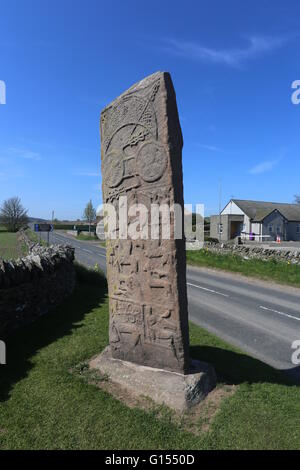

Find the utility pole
[[219, 179, 222, 242], [49, 210, 54, 246]]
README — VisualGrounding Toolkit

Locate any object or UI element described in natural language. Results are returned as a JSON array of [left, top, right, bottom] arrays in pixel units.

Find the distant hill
[[28, 217, 48, 223]]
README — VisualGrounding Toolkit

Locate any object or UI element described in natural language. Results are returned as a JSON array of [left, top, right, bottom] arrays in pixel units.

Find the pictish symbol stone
[[137, 141, 167, 182], [103, 150, 124, 188], [100, 72, 189, 374]]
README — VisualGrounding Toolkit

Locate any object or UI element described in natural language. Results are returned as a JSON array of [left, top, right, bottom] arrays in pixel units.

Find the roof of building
[[232, 199, 300, 222]]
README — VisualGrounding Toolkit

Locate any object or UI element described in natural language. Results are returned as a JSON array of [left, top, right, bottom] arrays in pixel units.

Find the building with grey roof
[[210, 199, 300, 242]]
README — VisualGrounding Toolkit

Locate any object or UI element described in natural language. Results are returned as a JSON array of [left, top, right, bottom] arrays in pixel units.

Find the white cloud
[[164, 35, 289, 67], [249, 160, 279, 175], [198, 144, 222, 152], [8, 147, 41, 161]]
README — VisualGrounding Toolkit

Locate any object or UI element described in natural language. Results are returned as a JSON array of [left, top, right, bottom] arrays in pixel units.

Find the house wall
[[210, 215, 227, 240], [211, 201, 247, 242], [287, 222, 300, 241], [250, 222, 262, 241], [244, 215, 251, 234], [221, 201, 245, 216], [210, 214, 244, 241], [262, 211, 286, 241], [251, 222, 260, 234]]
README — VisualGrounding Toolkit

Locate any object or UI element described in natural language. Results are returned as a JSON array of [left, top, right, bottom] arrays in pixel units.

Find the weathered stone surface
[[100, 72, 189, 373], [90, 347, 217, 412]]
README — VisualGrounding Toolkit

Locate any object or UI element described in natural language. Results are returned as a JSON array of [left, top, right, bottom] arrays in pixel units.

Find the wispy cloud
[[73, 171, 100, 177], [198, 144, 222, 152], [163, 35, 289, 67], [8, 147, 41, 161], [249, 160, 279, 175]]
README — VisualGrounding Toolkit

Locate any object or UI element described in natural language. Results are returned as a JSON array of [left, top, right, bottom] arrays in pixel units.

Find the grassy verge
[[25, 228, 46, 246], [187, 249, 300, 288], [0, 227, 27, 260], [76, 233, 97, 241], [74, 233, 105, 247], [0, 264, 299, 449]]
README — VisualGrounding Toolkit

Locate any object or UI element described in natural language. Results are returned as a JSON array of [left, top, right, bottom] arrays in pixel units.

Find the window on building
[[276, 225, 282, 234], [268, 224, 273, 233], [218, 223, 223, 234], [297, 223, 300, 234]]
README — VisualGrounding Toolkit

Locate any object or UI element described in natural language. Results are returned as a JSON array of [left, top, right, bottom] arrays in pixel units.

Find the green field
[[73, 232, 105, 247], [187, 249, 300, 288], [0, 264, 299, 450], [0, 227, 27, 260], [76, 233, 97, 241]]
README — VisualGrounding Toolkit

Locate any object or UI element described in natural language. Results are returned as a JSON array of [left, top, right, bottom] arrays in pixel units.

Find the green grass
[[0, 264, 299, 449], [187, 249, 300, 288], [0, 227, 28, 260], [76, 233, 97, 241], [25, 228, 46, 246]]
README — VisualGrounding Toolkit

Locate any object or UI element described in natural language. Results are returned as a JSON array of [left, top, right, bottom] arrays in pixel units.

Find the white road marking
[[187, 282, 229, 298], [259, 305, 300, 322], [51, 232, 107, 259]]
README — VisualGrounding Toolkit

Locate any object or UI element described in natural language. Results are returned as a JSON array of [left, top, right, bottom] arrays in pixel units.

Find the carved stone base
[[89, 346, 217, 412]]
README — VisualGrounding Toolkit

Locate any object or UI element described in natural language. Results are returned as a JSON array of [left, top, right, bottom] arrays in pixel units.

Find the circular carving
[[104, 95, 158, 153], [137, 141, 167, 182], [103, 150, 124, 188]]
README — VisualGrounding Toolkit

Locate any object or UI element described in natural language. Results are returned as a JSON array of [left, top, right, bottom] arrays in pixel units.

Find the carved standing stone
[[100, 71, 190, 374]]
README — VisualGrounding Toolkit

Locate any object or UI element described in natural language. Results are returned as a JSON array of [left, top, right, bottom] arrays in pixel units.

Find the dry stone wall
[[205, 242, 300, 265], [0, 232, 75, 337]]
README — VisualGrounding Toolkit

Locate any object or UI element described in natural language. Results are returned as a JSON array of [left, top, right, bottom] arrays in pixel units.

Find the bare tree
[[83, 199, 96, 235], [0, 196, 28, 232], [294, 195, 300, 204]]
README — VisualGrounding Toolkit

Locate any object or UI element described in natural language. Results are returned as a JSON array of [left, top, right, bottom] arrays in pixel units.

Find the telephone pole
[[219, 179, 222, 242]]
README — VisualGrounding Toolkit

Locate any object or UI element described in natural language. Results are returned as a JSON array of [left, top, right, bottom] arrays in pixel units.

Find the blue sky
[[0, 0, 299, 219]]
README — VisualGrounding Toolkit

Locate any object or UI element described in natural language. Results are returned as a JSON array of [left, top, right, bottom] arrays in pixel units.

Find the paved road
[[42, 230, 300, 382]]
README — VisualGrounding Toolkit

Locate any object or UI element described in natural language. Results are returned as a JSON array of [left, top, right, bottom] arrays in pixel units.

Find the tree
[[83, 199, 96, 234], [0, 196, 28, 232], [294, 195, 300, 204]]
